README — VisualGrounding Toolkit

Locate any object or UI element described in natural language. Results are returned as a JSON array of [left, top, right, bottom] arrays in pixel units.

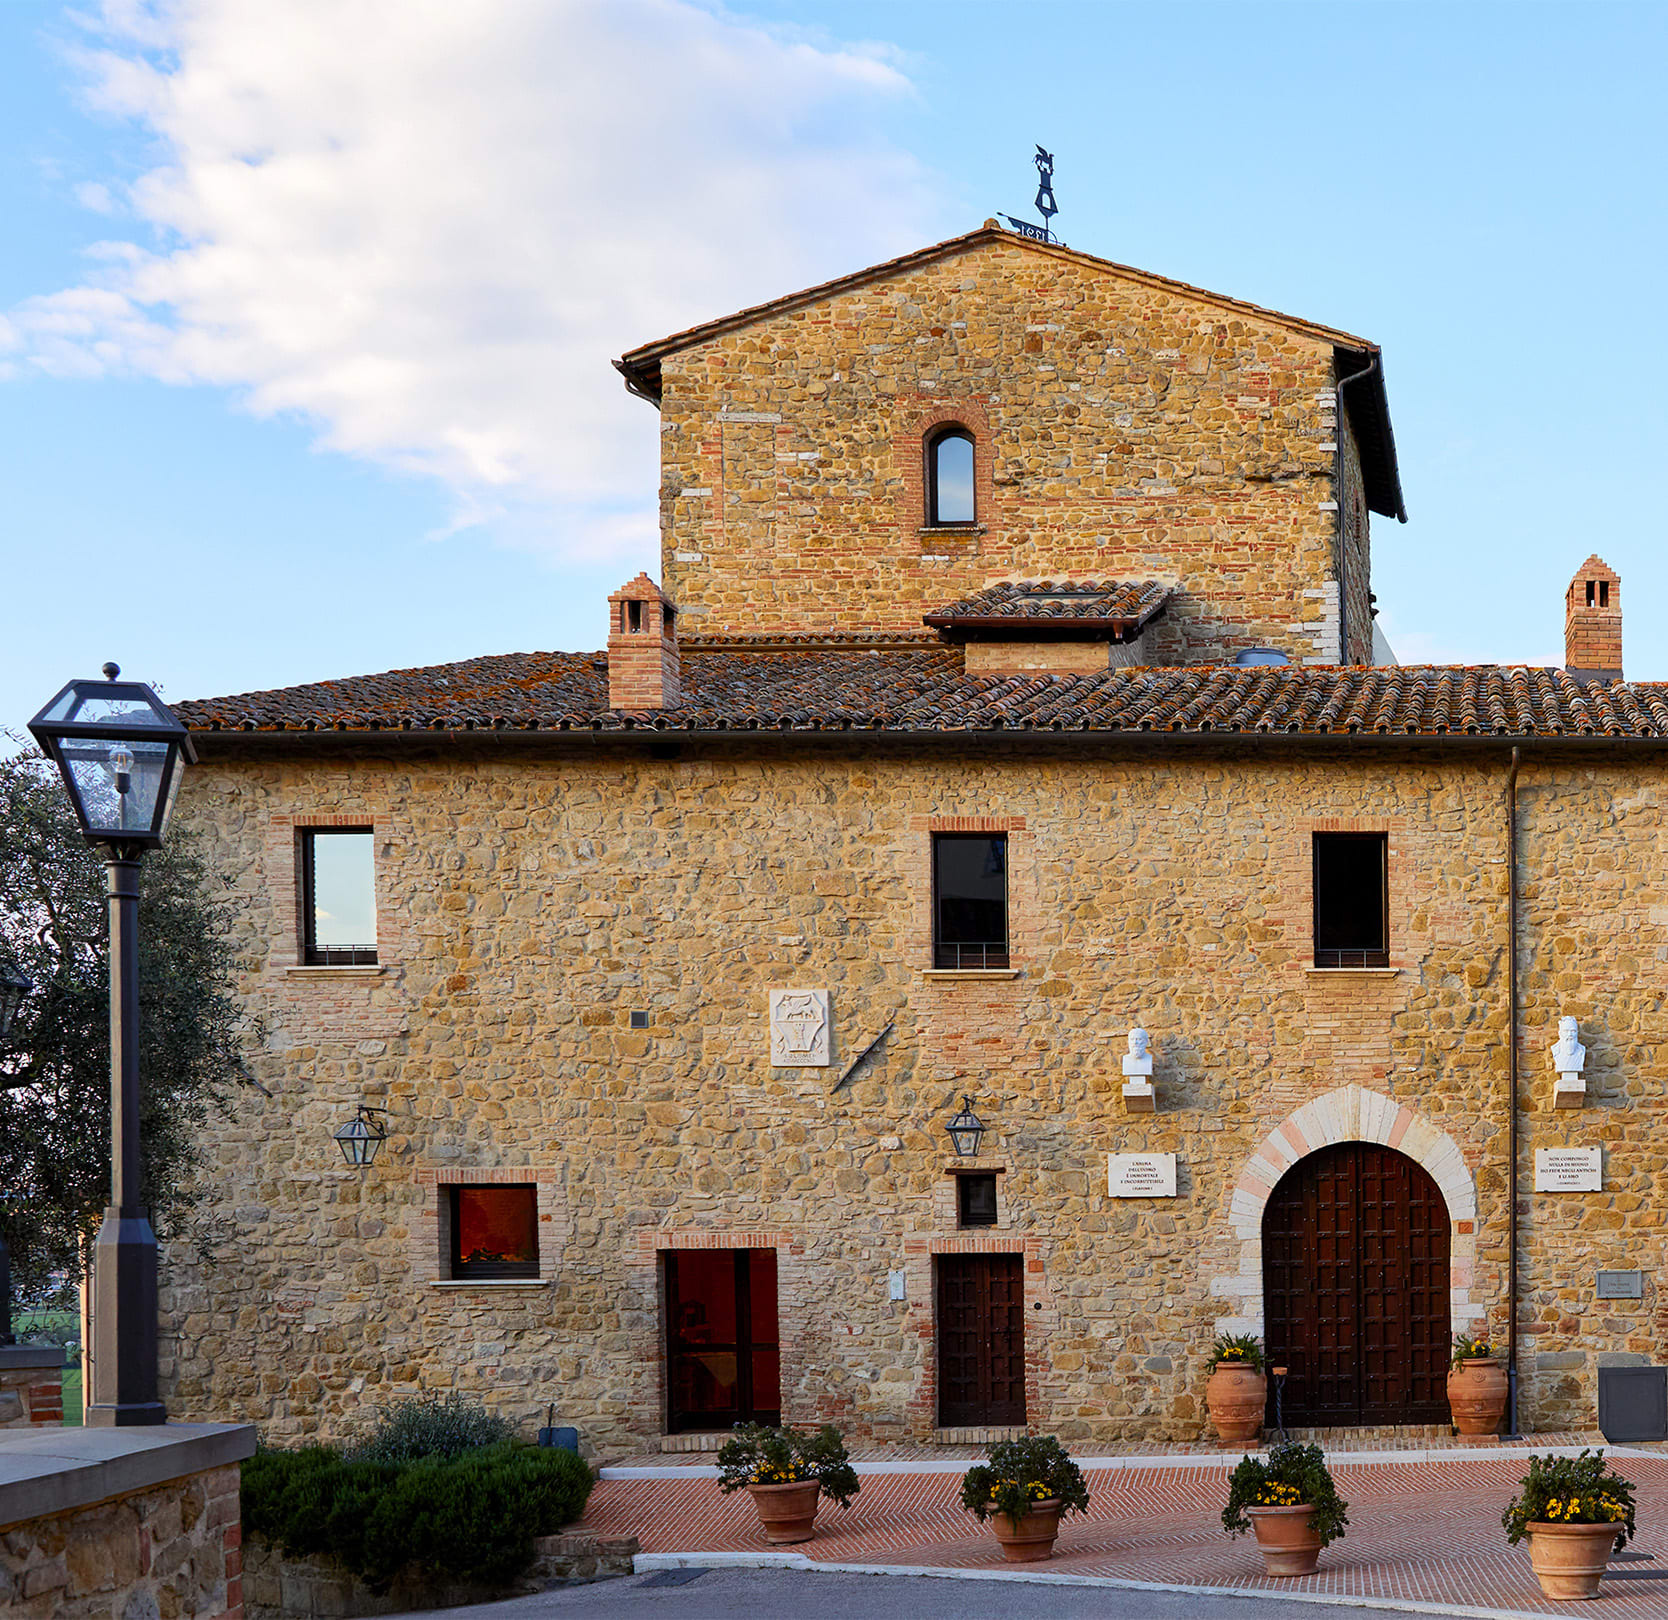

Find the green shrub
[[347, 1391, 515, 1462], [1222, 1441, 1349, 1547], [960, 1435, 1091, 1523], [715, 1423, 860, 1510], [1502, 1451, 1636, 1547], [244, 1441, 594, 1591], [1452, 1329, 1494, 1366]]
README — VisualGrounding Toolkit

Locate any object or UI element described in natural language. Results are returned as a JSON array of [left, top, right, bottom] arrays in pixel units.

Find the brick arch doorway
[[1262, 1141, 1450, 1427]]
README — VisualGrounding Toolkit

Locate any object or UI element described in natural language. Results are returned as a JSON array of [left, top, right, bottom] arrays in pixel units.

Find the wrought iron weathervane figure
[[1002, 145, 1061, 245]]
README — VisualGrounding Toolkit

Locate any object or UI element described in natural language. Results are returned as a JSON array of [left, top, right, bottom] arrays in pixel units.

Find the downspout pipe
[[1506, 745, 1522, 1437], [1335, 353, 1383, 665]]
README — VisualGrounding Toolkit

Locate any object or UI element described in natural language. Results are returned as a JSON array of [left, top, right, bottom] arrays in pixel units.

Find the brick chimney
[[1564, 554, 1622, 684], [607, 573, 680, 709]]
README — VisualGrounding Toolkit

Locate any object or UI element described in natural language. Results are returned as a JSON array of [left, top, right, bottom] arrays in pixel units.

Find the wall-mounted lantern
[[0, 966, 32, 1042], [945, 1094, 986, 1158], [334, 1105, 389, 1167]]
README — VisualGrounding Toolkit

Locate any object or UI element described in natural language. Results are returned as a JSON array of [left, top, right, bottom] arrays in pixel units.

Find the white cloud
[[3, 0, 942, 559]]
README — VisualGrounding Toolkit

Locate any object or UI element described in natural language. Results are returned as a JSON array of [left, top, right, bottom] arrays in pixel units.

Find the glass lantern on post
[[28, 664, 196, 1428]]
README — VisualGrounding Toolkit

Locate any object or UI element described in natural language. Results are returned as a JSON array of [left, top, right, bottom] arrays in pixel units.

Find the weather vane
[[1002, 145, 1060, 245]]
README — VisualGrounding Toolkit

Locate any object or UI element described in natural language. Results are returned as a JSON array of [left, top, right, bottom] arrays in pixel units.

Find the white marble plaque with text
[[1108, 1152, 1177, 1198], [1534, 1147, 1602, 1192]]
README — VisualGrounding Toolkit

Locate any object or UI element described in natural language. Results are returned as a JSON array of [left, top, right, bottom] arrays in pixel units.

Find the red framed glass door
[[665, 1249, 781, 1432]]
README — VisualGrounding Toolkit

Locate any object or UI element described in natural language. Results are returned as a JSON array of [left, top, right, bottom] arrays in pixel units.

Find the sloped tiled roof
[[924, 580, 1171, 636], [178, 651, 1668, 742]]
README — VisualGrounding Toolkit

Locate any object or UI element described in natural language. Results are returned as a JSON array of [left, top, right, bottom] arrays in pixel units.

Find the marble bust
[[1551, 1016, 1586, 1076], [1122, 1026, 1154, 1078]]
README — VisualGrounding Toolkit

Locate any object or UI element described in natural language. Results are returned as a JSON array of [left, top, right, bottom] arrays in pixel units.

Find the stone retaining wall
[[244, 1529, 640, 1618]]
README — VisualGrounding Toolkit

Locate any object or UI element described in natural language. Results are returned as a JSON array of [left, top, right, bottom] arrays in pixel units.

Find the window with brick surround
[[1312, 832, 1388, 968], [300, 828, 377, 965], [446, 1185, 539, 1280], [934, 833, 1008, 968], [926, 427, 975, 525]]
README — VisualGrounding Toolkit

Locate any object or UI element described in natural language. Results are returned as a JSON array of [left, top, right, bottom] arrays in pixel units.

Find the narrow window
[[1600, 581, 1610, 608], [926, 428, 975, 525], [958, 1172, 999, 1228], [449, 1185, 540, 1279], [300, 828, 377, 966], [1587, 580, 1596, 606], [1312, 833, 1388, 968], [934, 833, 1008, 969], [628, 598, 644, 632]]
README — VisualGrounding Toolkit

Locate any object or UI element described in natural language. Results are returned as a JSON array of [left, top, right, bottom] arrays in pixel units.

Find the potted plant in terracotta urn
[[716, 1422, 860, 1544], [1206, 1332, 1266, 1446], [1447, 1330, 1508, 1438], [1222, 1440, 1350, 1577], [960, 1435, 1091, 1562], [1503, 1449, 1636, 1600]]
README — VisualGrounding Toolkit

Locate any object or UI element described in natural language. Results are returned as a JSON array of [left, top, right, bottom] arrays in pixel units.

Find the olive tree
[[0, 743, 257, 1308]]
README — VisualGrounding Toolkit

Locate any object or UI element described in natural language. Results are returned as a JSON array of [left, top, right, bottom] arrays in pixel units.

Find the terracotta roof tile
[[924, 579, 1170, 635], [177, 649, 1668, 744]]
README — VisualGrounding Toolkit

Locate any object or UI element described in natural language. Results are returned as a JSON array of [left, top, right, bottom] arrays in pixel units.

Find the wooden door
[[1263, 1143, 1449, 1427], [937, 1254, 1025, 1426], [665, 1249, 781, 1433]]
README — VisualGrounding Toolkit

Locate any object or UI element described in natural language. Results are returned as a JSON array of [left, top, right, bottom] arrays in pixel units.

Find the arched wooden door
[[1263, 1142, 1450, 1427]]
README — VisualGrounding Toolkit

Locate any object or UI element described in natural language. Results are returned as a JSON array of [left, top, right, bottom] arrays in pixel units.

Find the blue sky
[[3, 1, 1665, 735]]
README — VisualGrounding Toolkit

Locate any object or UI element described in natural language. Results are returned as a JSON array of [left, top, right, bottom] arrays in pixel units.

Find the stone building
[[162, 224, 1668, 1456]]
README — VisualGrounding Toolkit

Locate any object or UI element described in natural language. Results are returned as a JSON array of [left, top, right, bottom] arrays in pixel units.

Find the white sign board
[[1108, 1152, 1177, 1198], [768, 989, 830, 1066], [1534, 1147, 1602, 1192]]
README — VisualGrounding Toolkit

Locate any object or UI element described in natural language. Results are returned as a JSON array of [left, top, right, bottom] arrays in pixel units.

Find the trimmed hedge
[[243, 1441, 595, 1591]]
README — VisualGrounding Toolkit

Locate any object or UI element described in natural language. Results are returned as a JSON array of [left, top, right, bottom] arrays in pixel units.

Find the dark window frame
[[932, 832, 1009, 969], [447, 1183, 540, 1280], [956, 1171, 1000, 1228], [1312, 832, 1389, 968], [299, 827, 378, 966], [925, 425, 976, 527]]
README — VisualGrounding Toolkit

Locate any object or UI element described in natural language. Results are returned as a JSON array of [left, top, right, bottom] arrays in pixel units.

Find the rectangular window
[[449, 1185, 540, 1279], [1312, 833, 1388, 968], [301, 828, 377, 965], [933, 833, 1008, 969], [957, 1172, 999, 1228]]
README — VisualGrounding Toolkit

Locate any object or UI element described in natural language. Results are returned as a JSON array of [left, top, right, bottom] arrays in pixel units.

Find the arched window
[[926, 428, 975, 526]]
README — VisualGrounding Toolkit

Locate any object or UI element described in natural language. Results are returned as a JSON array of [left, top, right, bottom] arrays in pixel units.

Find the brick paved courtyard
[[581, 1445, 1668, 1616]]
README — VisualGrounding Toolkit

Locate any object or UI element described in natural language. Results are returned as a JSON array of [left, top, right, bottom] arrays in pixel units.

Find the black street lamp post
[[28, 663, 195, 1427]]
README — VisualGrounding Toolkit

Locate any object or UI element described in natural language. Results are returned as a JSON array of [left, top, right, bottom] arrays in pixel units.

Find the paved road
[[385, 1566, 1521, 1619]]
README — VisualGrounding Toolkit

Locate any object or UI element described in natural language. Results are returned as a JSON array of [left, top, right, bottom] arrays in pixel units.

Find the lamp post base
[[88, 1206, 166, 1426], [85, 1400, 169, 1428]]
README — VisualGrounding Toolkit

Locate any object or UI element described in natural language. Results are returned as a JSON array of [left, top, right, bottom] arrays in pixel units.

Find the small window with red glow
[[449, 1185, 539, 1279]]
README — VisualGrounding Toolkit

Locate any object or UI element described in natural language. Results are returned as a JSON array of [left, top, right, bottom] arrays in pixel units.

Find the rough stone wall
[[0, 1463, 242, 1619], [656, 237, 1353, 666], [161, 743, 1668, 1453], [1337, 402, 1371, 665], [0, 1357, 63, 1428]]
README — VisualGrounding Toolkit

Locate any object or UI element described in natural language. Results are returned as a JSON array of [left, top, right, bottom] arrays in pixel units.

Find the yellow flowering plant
[[1502, 1451, 1636, 1547], [1451, 1330, 1494, 1367], [1222, 1441, 1349, 1547], [1210, 1333, 1265, 1372], [961, 1435, 1091, 1524], [716, 1423, 861, 1510]]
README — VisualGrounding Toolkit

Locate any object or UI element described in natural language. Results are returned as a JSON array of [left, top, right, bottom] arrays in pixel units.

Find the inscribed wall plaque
[[1597, 1271, 1645, 1301], [1107, 1152, 1177, 1198], [768, 989, 830, 1066], [1534, 1147, 1602, 1192]]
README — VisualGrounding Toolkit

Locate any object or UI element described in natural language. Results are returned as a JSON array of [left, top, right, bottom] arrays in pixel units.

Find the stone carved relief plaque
[[1107, 1152, 1177, 1198], [1534, 1147, 1602, 1192], [769, 989, 830, 1066]]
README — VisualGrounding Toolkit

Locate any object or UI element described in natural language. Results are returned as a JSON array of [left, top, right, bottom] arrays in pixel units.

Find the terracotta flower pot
[[1246, 1504, 1322, 1577], [747, 1479, 821, 1544], [1447, 1358, 1508, 1438], [990, 1498, 1063, 1562], [1526, 1520, 1620, 1600], [1206, 1362, 1267, 1446]]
